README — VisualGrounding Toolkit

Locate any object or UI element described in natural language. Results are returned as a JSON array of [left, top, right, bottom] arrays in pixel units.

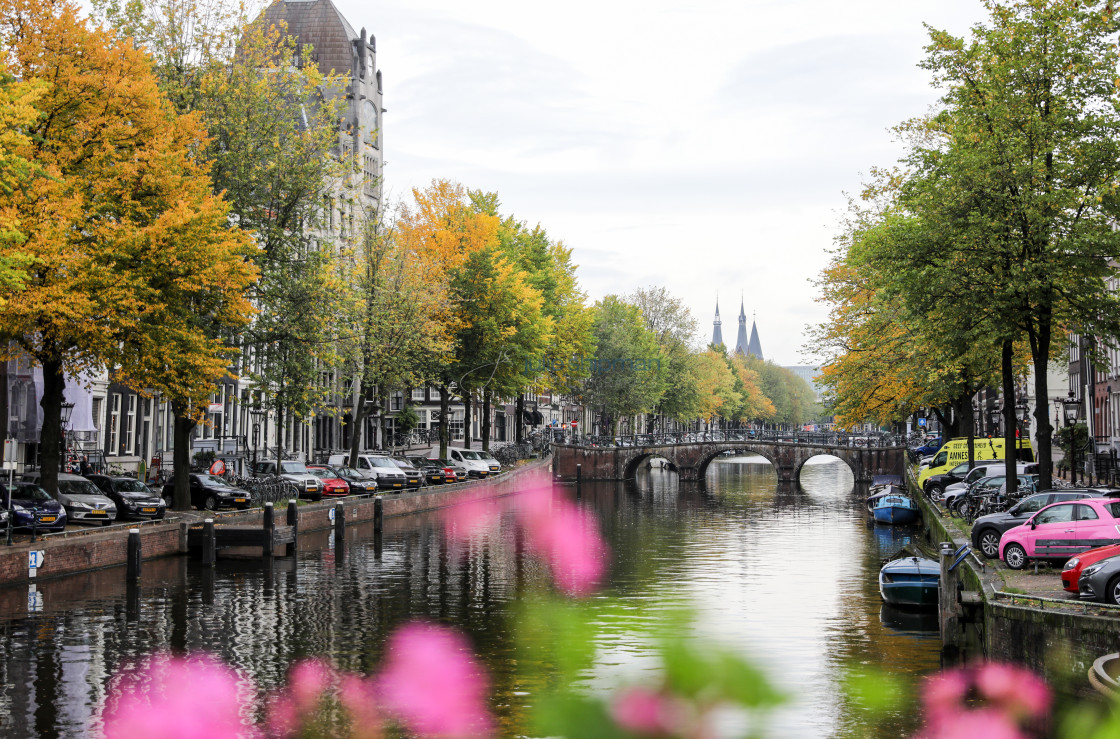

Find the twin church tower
[[712, 298, 763, 359]]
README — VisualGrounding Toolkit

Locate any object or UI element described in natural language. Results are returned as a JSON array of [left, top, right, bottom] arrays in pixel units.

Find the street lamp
[[59, 401, 75, 473], [1015, 398, 1029, 439], [249, 407, 265, 470], [1061, 392, 1082, 485], [988, 406, 1001, 437]]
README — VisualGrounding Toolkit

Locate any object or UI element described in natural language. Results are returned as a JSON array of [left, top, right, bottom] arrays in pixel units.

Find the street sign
[[918, 418, 927, 427], [328, 507, 335, 522], [27, 584, 42, 613], [2, 438, 15, 469], [28, 551, 44, 569], [208, 402, 223, 413]]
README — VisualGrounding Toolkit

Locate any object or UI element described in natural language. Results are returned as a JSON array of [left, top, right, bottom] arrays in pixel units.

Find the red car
[[307, 466, 350, 497], [1062, 543, 1120, 592]]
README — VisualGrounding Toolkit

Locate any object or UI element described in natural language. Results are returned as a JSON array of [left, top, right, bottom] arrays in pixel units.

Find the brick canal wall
[[0, 458, 554, 588]]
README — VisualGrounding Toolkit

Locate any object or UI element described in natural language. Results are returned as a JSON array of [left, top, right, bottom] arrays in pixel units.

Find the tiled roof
[[254, 0, 360, 78]]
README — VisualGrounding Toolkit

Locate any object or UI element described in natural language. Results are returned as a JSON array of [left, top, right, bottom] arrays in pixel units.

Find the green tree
[[626, 286, 699, 432]]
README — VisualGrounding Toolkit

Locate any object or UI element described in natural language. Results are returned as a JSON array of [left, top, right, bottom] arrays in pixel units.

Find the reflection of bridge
[[552, 440, 906, 484]]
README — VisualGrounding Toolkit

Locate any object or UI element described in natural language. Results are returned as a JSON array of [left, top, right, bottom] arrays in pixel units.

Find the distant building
[[712, 300, 724, 348], [784, 365, 824, 401]]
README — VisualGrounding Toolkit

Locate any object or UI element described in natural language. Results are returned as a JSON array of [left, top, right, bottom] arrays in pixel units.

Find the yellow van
[[917, 438, 1034, 486]]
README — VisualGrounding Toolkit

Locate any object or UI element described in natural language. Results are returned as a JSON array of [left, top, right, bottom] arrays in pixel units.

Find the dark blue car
[[2, 482, 67, 532]]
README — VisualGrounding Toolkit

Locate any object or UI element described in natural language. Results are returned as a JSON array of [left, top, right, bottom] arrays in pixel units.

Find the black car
[[406, 456, 445, 485], [87, 474, 167, 521], [162, 474, 252, 511], [328, 466, 379, 495], [1, 482, 67, 532], [390, 457, 424, 490], [971, 489, 1102, 558]]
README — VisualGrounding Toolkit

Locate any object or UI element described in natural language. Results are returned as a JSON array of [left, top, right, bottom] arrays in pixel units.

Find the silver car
[[1078, 555, 1120, 604], [55, 473, 117, 525]]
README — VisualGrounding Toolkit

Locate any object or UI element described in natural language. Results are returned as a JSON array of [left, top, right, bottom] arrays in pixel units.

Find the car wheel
[[978, 529, 1001, 559], [1107, 575, 1120, 606], [928, 483, 944, 501], [203, 494, 218, 511], [1004, 543, 1028, 570]]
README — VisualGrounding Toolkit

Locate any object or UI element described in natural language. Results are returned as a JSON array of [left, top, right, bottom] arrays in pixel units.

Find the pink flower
[[974, 663, 1051, 721], [375, 623, 494, 738], [918, 706, 1027, 739], [100, 653, 258, 739], [610, 687, 684, 735], [515, 487, 608, 597], [443, 497, 501, 541], [288, 659, 336, 714], [338, 675, 383, 739], [921, 668, 970, 725]]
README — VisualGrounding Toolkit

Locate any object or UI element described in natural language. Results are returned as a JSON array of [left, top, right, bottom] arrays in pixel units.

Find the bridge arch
[[622, 451, 678, 479], [695, 445, 778, 479], [793, 451, 859, 486]]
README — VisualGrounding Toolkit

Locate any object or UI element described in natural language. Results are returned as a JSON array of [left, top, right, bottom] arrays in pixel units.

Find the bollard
[[263, 503, 275, 557], [126, 528, 142, 581], [334, 501, 345, 540], [576, 463, 582, 484], [201, 518, 216, 567], [374, 496, 383, 533], [287, 499, 299, 553]]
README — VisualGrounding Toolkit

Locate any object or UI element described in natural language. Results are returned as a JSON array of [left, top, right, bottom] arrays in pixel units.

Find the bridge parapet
[[552, 440, 905, 484]]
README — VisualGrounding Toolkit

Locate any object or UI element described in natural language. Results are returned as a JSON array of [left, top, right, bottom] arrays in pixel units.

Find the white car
[[253, 460, 324, 501], [327, 454, 408, 491]]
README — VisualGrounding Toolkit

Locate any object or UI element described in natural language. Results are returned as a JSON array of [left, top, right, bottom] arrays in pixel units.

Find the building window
[[415, 409, 427, 429], [450, 410, 464, 441], [109, 394, 121, 454], [125, 395, 136, 455], [411, 388, 425, 402], [390, 391, 403, 412], [91, 398, 103, 432]]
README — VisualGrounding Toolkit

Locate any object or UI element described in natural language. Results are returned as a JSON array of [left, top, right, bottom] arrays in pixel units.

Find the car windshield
[[58, 479, 103, 496], [281, 461, 309, 474], [114, 479, 150, 493], [307, 468, 334, 480], [476, 452, 496, 461], [393, 459, 416, 469], [3, 483, 52, 503], [1013, 496, 1047, 514], [458, 450, 481, 460], [196, 474, 226, 486], [370, 457, 399, 469]]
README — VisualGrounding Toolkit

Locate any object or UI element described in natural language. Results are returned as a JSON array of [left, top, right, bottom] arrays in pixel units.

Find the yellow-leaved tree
[[0, 0, 257, 497]]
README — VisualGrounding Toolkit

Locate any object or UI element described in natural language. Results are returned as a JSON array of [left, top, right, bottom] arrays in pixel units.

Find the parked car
[[427, 457, 468, 483], [253, 460, 324, 501], [326, 454, 407, 491], [428, 448, 492, 479], [473, 450, 502, 475], [945, 473, 1038, 513], [55, 473, 117, 525], [1000, 498, 1120, 570], [390, 457, 423, 490], [162, 474, 252, 511], [1063, 542, 1120, 592], [1077, 554, 1120, 604], [86, 474, 167, 521], [328, 466, 379, 495], [306, 466, 350, 497], [971, 490, 1101, 558], [406, 456, 446, 485], [1, 482, 66, 532], [925, 461, 1035, 499]]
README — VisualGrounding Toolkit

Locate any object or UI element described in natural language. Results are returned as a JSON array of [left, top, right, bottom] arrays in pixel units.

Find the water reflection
[[0, 458, 940, 737]]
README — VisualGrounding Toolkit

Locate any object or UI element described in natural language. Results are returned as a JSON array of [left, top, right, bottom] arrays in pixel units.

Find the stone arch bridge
[[552, 440, 906, 484]]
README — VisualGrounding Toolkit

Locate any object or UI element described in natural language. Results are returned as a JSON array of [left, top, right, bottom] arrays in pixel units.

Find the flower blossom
[[375, 622, 494, 738], [514, 487, 608, 597], [917, 662, 1051, 739], [100, 653, 258, 739]]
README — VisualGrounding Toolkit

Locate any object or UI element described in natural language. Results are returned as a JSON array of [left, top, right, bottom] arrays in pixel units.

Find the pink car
[[999, 498, 1120, 570]]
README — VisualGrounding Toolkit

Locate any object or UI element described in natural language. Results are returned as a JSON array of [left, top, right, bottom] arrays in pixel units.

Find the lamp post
[[1015, 398, 1029, 440], [249, 407, 265, 471], [988, 407, 1001, 438], [59, 401, 75, 473], [1061, 392, 1082, 485]]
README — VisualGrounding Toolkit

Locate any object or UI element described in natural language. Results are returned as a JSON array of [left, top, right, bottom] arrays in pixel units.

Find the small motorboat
[[872, 489, 920, 525], [879, 556, 940, 607]]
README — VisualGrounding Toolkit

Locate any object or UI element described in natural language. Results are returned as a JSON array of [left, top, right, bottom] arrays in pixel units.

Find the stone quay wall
[[0, 457, 554, 588]]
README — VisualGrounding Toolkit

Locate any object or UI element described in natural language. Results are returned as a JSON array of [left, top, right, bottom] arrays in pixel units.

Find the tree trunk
[[439, 385, 450, 459], [1029, 321, 1054, 488], [1001, 340, 1018, 495], [515, 394, 524, 444], [170, 399, 196, 512], [482, 391, 492, 452], [276, 403, 285, 470], [38, 356, 64, 497], [348, 385, 371, 468], [463, 392, 472, 450]]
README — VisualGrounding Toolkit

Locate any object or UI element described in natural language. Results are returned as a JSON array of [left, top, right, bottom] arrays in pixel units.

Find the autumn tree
[[0, 0, 256, 497], [627, 286, 699, 432]]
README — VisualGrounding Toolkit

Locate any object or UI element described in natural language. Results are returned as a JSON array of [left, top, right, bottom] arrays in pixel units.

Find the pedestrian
[[79, 455, 91, 476]]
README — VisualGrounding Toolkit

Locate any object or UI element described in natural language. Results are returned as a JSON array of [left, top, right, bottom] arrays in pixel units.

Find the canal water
[[0, 456, 941, 738]]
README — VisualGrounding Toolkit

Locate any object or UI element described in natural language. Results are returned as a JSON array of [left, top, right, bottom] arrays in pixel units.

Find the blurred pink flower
[[515, 487, 607, 597], [375, 622, 494, 738], [100, 653, 258, 739], [338, 674, 383, 739], [921, 668, 970, 725], [443, 497, 501, 541], [610, 686, 685, 735], [919, 706, 1027, 739], [974, 663, 1051, 720], [289, 659, 336, 714]]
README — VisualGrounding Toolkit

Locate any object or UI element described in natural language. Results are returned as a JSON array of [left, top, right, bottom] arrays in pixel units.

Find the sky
[[323, 0, 994, 366]]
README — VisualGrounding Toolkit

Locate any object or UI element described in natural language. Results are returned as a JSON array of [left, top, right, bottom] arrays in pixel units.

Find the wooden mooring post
[[263, 503, 275, 557], [126, 528, 142, 581], [374, 496, 383, 533], [201, 519, 216, 567], [287, 499, 299, 544]]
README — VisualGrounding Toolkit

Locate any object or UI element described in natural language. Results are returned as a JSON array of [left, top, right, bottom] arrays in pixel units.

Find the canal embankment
[[0, 457, 554, 587], [908, 467, 1120, 687]]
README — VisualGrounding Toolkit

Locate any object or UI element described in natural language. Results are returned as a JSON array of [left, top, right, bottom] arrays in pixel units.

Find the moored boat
[[872, 491, 920, 525], [879, 556, 940, 607]]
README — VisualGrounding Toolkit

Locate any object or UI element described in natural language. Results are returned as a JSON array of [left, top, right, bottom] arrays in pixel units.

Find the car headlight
[[12, 504, 28, 513], [1083, 563, 1106, 577], [71, 502, 91, 510], [1065, 558, 1080, 571]]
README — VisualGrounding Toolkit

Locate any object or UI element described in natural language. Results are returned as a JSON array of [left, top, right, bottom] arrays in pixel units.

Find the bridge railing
[[558, 430, 905, 449]]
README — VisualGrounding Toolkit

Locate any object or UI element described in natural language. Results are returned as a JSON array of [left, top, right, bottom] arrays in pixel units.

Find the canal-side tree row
[[812, 0, 1120, 487]]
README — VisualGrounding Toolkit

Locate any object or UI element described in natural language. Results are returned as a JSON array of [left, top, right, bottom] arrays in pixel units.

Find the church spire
[[734, 296, 749, 354], [712, 297, 723, 347]]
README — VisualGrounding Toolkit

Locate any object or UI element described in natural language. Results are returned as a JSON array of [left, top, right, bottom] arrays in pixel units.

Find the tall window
[[411, 388, 425, 402], [391, 391, 403, 412], [91, 398, 103, 432], [450, 410, 464, 441], [109, 394, 121, 454], [125, 395, 136, 455]]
